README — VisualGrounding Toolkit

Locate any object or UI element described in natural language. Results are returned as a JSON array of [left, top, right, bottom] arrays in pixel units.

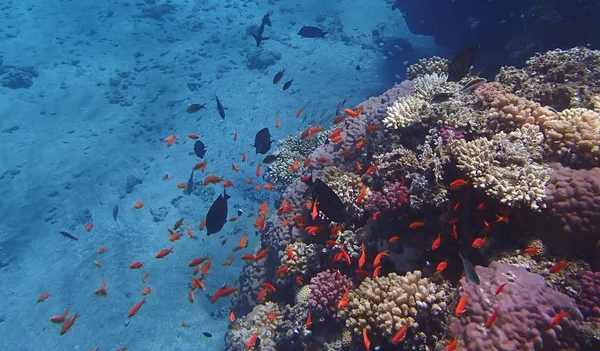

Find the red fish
[[495, 282, 508, 295], [199, 218, 206, 230], [549, 260, 568, 273], [85, 223, 93, 232], [133, 201, 144, 209], [472, 237, 486, 248], [49, 307, 70, 323], [311, 198, 319, 220], [333, 115, 346, 123], [447, 336, 458, 351], [155, 247, 174, 259], [233, 132, 238, 141], [296, 108, 304, 117], [188, 133, 199, 139], [188, 256, 208, 267], [486, 307, 500, 329], [256, 163, 262, 176], [275, 265, 289, 276], [362, 327, 371, 350], [432, 233, 441, 250], [358, 244, 366, 269], [550, 310, 571, 325], [449, 179, 469, 190], [246, 330, 259, 350], [60, 312, 81, 335], [409, 221, 424, 228], [436, 261, 447, 273], [94, 280, 107, 296], [306, 311, 312, 327], [141, 287, 152, 296], [128, 298, 146, 318], [373, 250, 389, 267], [275, 118, 280, 128], [524, 247, 538, 255], [223, 180, 234, 187], [391, 323, 409, 344], [365, 165, 376, 175], [241, 153, 247, 162], [130, 261, 143, 269], [455, 295, 468, 316], [389, 236, 400, 243], [160, 134, 178, 147]]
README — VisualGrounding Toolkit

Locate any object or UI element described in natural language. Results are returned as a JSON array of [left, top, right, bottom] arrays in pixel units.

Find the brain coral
[[450, 261, 583, 351], [543, 163, 600, 254], [339, 271, 446, 343]]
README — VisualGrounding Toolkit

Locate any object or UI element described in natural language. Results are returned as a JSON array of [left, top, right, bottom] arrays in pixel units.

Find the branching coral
[[279, 241, 320, 277], [406, 56, 449, 80], [383, 95, 429, 130], [340, 271, 446, 344], [454, 125, 551, 211], [323, 166, 370, 218], [450, 261, 583, 351], [412, 72, 448, 100]]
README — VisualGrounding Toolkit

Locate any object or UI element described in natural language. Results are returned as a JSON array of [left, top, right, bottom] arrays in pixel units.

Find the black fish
[[186, 103, 206, 113], [282, 79, 293, 91], [430, 92, 454, 103], [298, 26, 327, 38], [60, 231, 78, 241], [203, 332, 212, 338], [113, 204, 119, 222], [303, 177, 346, 222], [263, 155, 278, 164], [206, 189, 231, 236], [251, 23, 269, 47], [262, 12, 272, 27], [336, 97, 347, 116], [460, 77, 487, 93], [186, 170, 194, 195], [215, 95, 225, 119], [237, 208, 243, 216], [253, 128, 272, 154], [273, 68, 286, 85], [355, 65, 361, 71], [194, 140, 207, 158], [447, 45, 479, 82], [459, 253, 480, 285]]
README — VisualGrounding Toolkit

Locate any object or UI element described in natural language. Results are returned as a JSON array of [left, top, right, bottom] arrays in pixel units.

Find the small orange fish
[[391, 323, 409, 344], [229, 311, 236, 323], [306, 311, 312, 327], [60, 312, 81, 335], [275, 265, 289, 276], [362, 327, 371, 350], [241, 153, 247, 162], [495, 213, 509, 224], [436, 261, 447, 273], [309, 126, 322, 133], [524, 247, 538, 255], [203, 174, 223, 186], [365, 165, 376, 175], [296, 275, 303, 285], [477, 202, 487, 211], [296, 108, 304, 117], [49, 307, 70, 323], [366, 124, 381, 132], [128, 298, 146, 318], [161, 134, 178, 147], [263, 282, 276, 292], [337, 287, 349, 309], [93, 260, 103, 269], [268, 311, 276, 322], [550, 310, 571, 325], [455, 295, 468, 316], [199, 218, 206, 230], [287, 245, 293, 260], [256, 163, 262, 176], [330, 226, 342, 237], [201, 260, 213, 276], [141, 287, 152, 296], [373, 265, 381, 278], [449, 178, 469, 190], [275, 118, 280, 128], [37, 291, 51, 302], [246, 330, 259, 350], [333, 115, 346, 123], [358, 244, 366, 269], [549, 260, 568, 273], [223, 180, 234, 187], [495, 282, 508, 295], [355, 138, 365, 149], [264, 184, 275, 190], [389, 236, 400, 243], [409, 221, 424, 229], [130, 261, 143, 269], [155, 246, 174, 259], [432, 233, 441, 250], [233, 132, 238, 141], [447, 336, 458, 351], [345, 108, 360, 118], [185, 224, 194, 238], [232, 164, 240, 172], [188, 289, 195, 303], [134, 201, 144, 209], [97, 247, 106, 254], [188, 133, 200, 139], [142, 273, 149, 284], [486, 307, 500, 328], [94, 280, 107, 295], [85, 223, 93, 232], [373, 250, 389, 267], [453, 201, 460, 211], [331, 135, 343, 143], [472, 237, 486, 248], [177, 183, 187, 189]]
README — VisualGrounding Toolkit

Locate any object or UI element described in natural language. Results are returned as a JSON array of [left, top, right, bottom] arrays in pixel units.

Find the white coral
[[412, 72, 448, 100], [383, 95, 427, 129]]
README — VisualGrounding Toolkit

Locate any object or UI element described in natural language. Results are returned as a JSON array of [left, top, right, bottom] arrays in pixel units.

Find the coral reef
[[323, 166, 370, 218], [226, 302, 282, 351], [405, 56, 449, 80], [308, 270, 354, 319], [577, 271, 600, 323], [364, 180, 408, 215], [383, 95, 429, 130], [450, 261, 583, 351]]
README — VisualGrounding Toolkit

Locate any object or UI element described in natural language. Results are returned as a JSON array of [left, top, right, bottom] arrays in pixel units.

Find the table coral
[[450, 261, 583, 351], [308, 270, 354, 319]]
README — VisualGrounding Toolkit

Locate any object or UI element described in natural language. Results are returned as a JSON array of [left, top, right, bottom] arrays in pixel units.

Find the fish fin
[[223, 188, 231, 200]]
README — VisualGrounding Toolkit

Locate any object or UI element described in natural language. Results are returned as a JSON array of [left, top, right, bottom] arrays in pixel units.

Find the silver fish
[[459, 253, 480, 285], [336, 97, 347, 116]]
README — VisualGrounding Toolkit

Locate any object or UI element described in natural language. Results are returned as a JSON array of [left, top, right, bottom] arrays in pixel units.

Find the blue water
[[0, 1, 439, 350]]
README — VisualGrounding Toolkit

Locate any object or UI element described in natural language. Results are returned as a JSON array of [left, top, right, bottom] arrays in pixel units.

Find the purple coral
[[450, 261, 582, 351], [440, 125, 465, 143], [364, 180, 408, 214], [307, 270, 354, 319], [578, 271, 600, 323]]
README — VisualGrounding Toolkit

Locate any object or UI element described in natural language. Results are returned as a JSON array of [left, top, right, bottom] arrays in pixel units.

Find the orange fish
[[486, 307, 500, 328], [275, 118, 280, 128], [362, 327, 371, 350], [254, 185, 262, 191], [128, 298, 146, 318], [50, 307, 70, 323], [331, 135, 343, 143], [204, 174, 223, 186], [495, 213, 509, 223], [263, 282, 276, 292], [549, 260, 568, 273], [161, 134, 178, 147], [37, 291, 51, 302], [188, 289, 195, 303], [256, 163, 262, 176], [134, 201, 144, 209], [311, 198, 319, 220], [229, 311, 236, 323], [85, 223, 93, 232], [309, 126, 322, 133], [550, 310, 571, 325], [257, 288, 268, 302], [333, 115, 346, 123], [447, 336, 458, 351], [97, 247, 106, 254], [275, 265, 289, 276], [455, 295, 468, 316], [495, 282, 508, 295], [523, 247, 538, 255], [185, 224, 194, 238], [177, 183, 187, 189], [238, 233, 248, 249], [449, 179, 469, 190], [232, 164, 240, 172], [93, 260, 103, 269], [201, 260, 213, 276], [246, 330, 259, 350], [296, 275, 303, 285], [373, 250, 389, 267], [241, 153, 247, 162], [223, 180, 234, 187], [453, 201, 460, 211], [358, 244, 366, 269], [409, 221, 424, 228], [389, 236, 400, 243], [296, 108, 304, 117], [60, 312, 81, 335], [264, 184, 275, 190], [472, 237, 486, 248], [355, 138, 365, 149], [188, 133, 200, 139], [173, 217, 184, 230], [391, 323, 409, 344], [337, 287, 349, 309], [477, 202, 487, 211], [199, 218, 206, 230], [345, 108, 360, 118], [255, 248, 271, 261], [268, 311, 276, 322], [142, 273, 149, 284], [233, 132, 238, 141], [365, 165, 376, 175], [130, 261, 143, 269], [432, 233, 441, 250], [366, 124, 381, 132], [436, 261, 447, 272], [141, 287, 152, 296], [373, 266, 382, 278], [155, 247, 174, 259]]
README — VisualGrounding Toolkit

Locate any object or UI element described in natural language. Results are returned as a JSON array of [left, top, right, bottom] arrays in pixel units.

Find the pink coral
[[364, 180, 408, 214], [307, 270, 354, 319]]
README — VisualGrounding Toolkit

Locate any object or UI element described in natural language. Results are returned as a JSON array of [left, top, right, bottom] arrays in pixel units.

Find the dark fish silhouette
[[186, 170, 194, 195], [261, 12, 272, 27], [460, 77, 487, 93], [336, 97, 347, 116], [194, 140, 207, 158], [273, 68, 286, 85], [206, 189, 231, 236], [303, 177, 346, 222], [430, 92, 454, 103], [263, 155, 278, 164], [186, 103, 206, 113], [447, 45, 479, 82], [215, 95, 225, 119], [60, 231, 78, 241], [459, 253, 480, 285], [251, 23, 269, 47], [282, 79, 293, 91], [113, 204, 119, 222], [298, 26, 327, 38], [203, 332, 212, 338], [253, 128, 272, 154], [355, 65, 361, 71]]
